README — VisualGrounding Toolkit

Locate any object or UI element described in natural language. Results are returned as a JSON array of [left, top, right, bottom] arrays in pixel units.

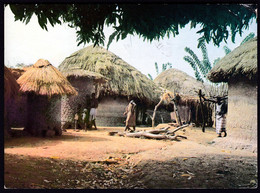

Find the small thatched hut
[[154, 68, 213, 126], [4, 66, 20, 136], [207, 37, 257, 152], [60, 68, 108, 129], [17, 59, 78, 136], [59, 45, 161, 126]]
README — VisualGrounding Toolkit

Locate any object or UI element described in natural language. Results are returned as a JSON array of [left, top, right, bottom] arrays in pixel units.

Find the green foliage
[[184, 45, 209, 82], [223, 46, 232, 55], [240, 32, 255, 45], [183, 56, 204, 82], [184, 31, 255, 81], [148, 62, 173, 80], [213, 58, 221, 66], [6, 4, 256, 48], [147, 74, 153, 80]]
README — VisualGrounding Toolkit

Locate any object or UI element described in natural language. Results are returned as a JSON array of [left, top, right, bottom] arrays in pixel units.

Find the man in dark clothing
[[89, 93, 98, 130]]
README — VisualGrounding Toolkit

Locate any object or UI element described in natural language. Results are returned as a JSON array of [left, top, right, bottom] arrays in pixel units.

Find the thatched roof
[[59, 45, 161, 104], [154, 68, 206, 99], [61, 68, 108, 84], [9, 68, 26, 80], [207, 37, 257, 83], [4, 66, 19, 101], [17, 59, 78, 96]]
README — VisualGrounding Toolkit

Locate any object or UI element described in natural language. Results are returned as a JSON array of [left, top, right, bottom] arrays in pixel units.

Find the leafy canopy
[[7, 4, 256, 48]]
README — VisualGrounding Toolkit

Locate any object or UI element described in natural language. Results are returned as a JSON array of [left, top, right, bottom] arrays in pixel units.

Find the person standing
[[89, 93, 98, 130], [202, 96, 227, 137], [124, 100, 136, 132]]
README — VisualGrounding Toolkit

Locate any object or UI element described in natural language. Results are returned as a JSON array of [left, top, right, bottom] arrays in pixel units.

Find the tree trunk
[[152, 98, 164, 128], [170, 100, 182, 126], [198, 89, 205, 132]]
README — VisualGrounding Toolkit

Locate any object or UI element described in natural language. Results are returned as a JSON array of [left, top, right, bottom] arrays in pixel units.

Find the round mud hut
[[7, 67, 29, 129], [59, 45, 161, 127], [154, 68, 213, 126], [4, 66, 20, 137], [17, 59, 78, 136], [59, 69, 108, 130], [207, 37, 257, 152]]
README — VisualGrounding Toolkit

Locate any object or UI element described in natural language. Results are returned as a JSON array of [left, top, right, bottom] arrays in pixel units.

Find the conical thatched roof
[[154, 68, 206, 99], [17, 59, 78, 96], [4, 66, 19, 101], [59, 45, 161, 104], [61, 68, 108, 84], [207, 37, 257, 83]]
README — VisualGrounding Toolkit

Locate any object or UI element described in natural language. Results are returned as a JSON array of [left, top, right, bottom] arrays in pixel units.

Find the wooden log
[[166, 124, 189, 135], [146, 126, 170, 134], [152, 98, 164, 128], [175, 135, 187, 139], [168, 123, 179, 127]]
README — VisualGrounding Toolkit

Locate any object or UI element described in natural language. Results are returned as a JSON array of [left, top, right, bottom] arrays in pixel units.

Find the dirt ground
[[4, 125, 258, 189]]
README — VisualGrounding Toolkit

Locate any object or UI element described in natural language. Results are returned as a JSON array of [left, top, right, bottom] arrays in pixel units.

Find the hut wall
[[6, 95, 27, 128], [46, 96, 62, 130], [25, 94, 61, 136], [96, 96, 129, 126], [61, 79, 95, 129], [226, 79, 257, 151]]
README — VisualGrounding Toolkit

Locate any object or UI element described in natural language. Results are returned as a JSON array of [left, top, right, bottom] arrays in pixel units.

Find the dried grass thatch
[[17, 59, 78, 97], [59, 45, 161, 104], [154, 68, 206, 101], [61, 68, 108, 84], [207, 37, 257, 82], [4, 66, 19, 101]]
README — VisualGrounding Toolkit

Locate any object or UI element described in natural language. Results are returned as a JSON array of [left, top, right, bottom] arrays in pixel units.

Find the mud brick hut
[[59, 45, 161, 126], [4, 66, 20, 137], [17, 59, 78, 136], [6, 67, 29, 129], [154, 68, 213, 126], [59, 69, 108, 129], [207, 37, 257, 152]]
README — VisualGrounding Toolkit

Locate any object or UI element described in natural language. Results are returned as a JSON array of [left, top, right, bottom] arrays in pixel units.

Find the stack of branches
[[108, 124, 189, 141]]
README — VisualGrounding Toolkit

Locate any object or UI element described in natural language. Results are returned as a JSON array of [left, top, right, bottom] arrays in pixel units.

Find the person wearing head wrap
[[123, 100, 137, 132]]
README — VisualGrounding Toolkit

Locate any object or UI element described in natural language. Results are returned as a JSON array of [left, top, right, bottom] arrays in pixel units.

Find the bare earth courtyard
[[4, 126, 257, 189]]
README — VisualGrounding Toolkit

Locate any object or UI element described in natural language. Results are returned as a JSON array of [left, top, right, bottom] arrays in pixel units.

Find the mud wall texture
[[225, 79, 257, 152], [6, 95, 27, 128], [61, 79, 95, 129], [96, 96, 129, 126]]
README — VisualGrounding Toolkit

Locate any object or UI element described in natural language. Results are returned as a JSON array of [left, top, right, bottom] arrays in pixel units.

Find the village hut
[[154, 68, 213, 126], [207, 36, 257, 152], [6, 67, 29, 129], [59, 45, 161, 126], [4, 66, 20, 137], [59, 69, 108, 129], [17, 59, 78, 136]]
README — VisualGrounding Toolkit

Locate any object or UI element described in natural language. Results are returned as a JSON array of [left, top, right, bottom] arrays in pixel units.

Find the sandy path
[[5, 126, 255, 163]]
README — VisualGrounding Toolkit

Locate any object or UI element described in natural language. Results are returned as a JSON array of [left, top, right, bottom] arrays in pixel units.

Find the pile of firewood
[[108, 124, 189, 141]]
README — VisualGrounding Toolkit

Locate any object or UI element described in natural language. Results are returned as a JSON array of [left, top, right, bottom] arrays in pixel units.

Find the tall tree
[[183, 40, 211, 83], [6, 4, 257, 48]]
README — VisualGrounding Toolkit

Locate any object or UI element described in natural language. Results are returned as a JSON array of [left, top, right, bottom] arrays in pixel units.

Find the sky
[[4, 5, 257, 79]]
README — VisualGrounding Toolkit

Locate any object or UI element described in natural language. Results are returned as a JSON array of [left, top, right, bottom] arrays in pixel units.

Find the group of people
[[74, 93, 227, 138], [74, 93, 99, 131], [74, 93, 137, 132]]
